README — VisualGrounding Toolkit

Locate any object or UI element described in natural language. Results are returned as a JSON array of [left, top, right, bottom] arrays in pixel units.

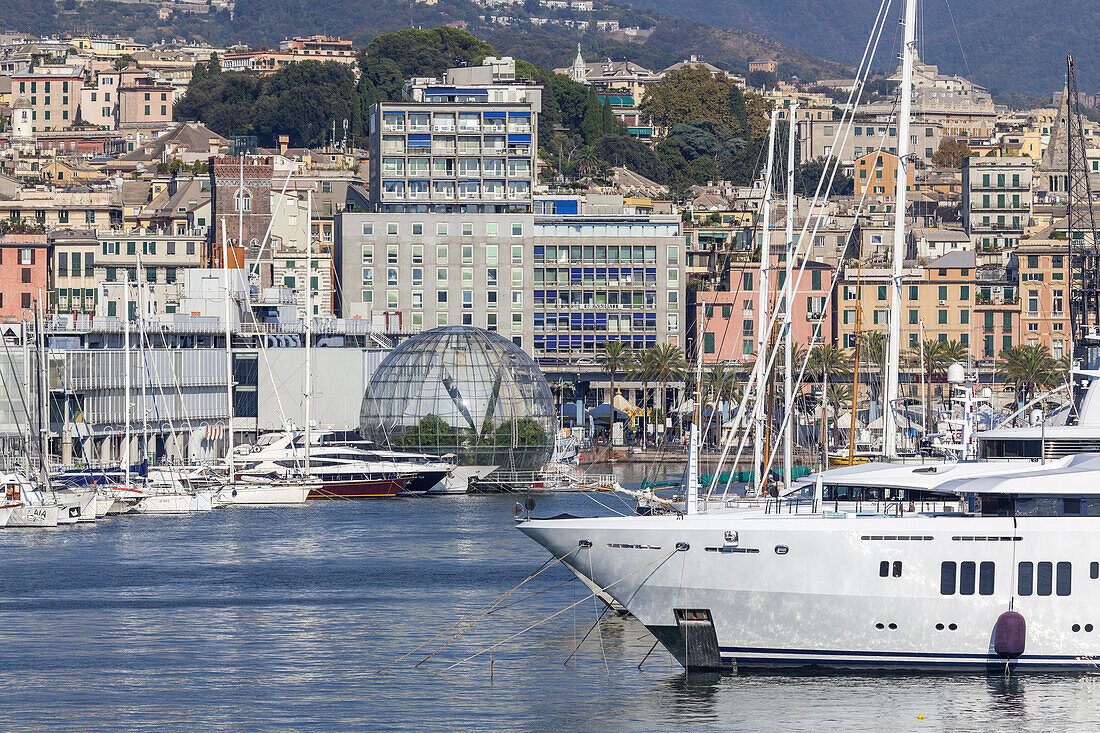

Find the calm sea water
[[3, 491, 1100, 732]]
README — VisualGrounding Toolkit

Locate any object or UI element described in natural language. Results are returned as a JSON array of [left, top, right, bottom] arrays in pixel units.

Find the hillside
[[0, 0, 849, 81], [618, 0, 1100, 97]]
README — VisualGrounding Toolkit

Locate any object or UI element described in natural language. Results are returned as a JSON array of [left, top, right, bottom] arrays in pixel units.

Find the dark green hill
[[617, 0, 1098, 96]]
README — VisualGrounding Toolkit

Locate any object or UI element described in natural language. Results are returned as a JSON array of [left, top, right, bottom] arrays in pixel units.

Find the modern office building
[[335, 196, 685, 363]]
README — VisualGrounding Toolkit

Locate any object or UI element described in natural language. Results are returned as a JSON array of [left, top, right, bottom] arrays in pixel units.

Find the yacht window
[[1063, 499, 1083, 516], [892, 561, 902, 577], [1057, 562, 1072, 596], [1091, 561, 1098, 580], [1018, 562, 1033, 596], [940, 561, 956, 595], [979, 562, 995, 595], [1037, 562, 1053, 596], [959, 561, 976, 595], [879, 561, 889, 577]]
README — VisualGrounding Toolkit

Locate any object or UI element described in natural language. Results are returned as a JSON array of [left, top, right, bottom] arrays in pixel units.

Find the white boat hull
[[216, 483, 311, 505], [133, 493, 196, 514], [7, 503, 63, 527], [520, 513, 1100, 672]]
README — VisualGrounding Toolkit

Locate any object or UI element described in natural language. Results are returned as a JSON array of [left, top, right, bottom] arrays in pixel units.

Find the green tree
[[997, 344, 1059, 418], [807, 344, 850, 456], [580, 86, 604, 143], [364, 27, 495, 79], [598, 340, 635, 436], [640, 65, 737, 130], [931, 139, 972, 169]]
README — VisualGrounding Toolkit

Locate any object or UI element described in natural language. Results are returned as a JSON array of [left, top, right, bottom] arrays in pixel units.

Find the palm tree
[[630, 348, 658, 446], [808, 344, 850, 459], [997, 344, 1059, 419], [858, 330, 888, 420], [826, 383, 853, 448], [906, 339, 946, 431], [703, 363, 743, 445], [648, 344, 687, 444], [576, 146, 602, 178], [597, 340, 634, 439]]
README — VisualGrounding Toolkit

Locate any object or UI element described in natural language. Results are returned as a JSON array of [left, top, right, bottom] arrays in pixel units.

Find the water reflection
[[0, 494, 1097, 732]]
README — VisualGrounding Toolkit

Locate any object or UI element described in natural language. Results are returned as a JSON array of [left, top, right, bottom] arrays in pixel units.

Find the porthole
[[948, 623, 958, 631], [888, 623, 897, 630], [774, 545, 789, 555], [1087, 624, 1094, 633], [935, 623, 944, 630], [1073, 624, 1081, 632], [875, 622, 885, 629]]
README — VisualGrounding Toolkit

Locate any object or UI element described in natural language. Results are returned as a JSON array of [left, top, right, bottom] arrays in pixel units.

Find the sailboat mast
[[884, 0, 917, 456], [137, 251, 149, 465], [304, 187, 312, 479], [752, 109, 780, 497], [686, 292, 703, 514], [221, 218, 235, 478], [123, 270, 131, 487], [783, 104, 798, 491]]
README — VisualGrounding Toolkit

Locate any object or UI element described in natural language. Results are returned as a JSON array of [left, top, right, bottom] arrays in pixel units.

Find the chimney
[[278, 134, 289, 156], [209, 138, 220, 155]]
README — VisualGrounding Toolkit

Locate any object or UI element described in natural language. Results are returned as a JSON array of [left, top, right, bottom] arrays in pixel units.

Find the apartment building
[[1016, 238, 1071, 359], [0, 187, 121, 230], [836, 251, 975, 351], [853, 149, 915, 197], [11, 63, 83, 132], [94, 228, 207, 317], [117, 78, 173, 127], [51, 230, 98, 314], [796, 108, 943, 164], [368, 57, 540, 213], [0, 233, 48, 318], [695, 257, 835, 364], [962, 155, 1032, 258], [974, 262, 1018, 362]]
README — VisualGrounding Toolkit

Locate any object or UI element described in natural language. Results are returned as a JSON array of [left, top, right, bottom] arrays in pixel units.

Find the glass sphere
[[360, 326, 555, 473]]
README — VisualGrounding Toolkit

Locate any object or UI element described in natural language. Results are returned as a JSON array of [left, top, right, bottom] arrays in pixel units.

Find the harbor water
[[2, 492, 1100, 731]]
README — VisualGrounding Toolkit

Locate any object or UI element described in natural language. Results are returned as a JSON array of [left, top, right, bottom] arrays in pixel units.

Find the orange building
[[854, 149, 915, 197], [0, 234, 49, 319]]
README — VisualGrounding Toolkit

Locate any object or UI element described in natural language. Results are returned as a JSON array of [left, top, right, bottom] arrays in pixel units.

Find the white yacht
[[234, 430, 452, 498], [521, 454, 1100, 671]]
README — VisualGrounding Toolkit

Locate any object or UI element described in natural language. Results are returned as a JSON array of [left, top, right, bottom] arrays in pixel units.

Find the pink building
[[0, 234, 49, 320], [696, 257, 834, 364]]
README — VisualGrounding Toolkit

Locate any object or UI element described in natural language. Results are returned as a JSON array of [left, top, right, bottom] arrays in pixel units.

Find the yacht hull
[[133, 493, 196, 514], [307, 476, 408, 499], [520, 513, 1100, 672], [8, 503, 63, 527], [217, 483, 311, 505]]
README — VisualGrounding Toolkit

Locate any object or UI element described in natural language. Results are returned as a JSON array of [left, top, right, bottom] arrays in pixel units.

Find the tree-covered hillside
[[618, 0, 1100, 97]]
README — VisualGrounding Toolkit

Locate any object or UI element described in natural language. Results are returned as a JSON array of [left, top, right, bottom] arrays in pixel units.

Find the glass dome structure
[[360, 327, 555, 473]]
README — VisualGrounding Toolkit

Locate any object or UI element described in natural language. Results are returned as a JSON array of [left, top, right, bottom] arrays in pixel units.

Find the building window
[[235, 190, 251, 212]]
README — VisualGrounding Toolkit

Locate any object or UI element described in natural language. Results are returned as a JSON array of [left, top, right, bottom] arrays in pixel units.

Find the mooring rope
[[435, 547, 680, 673], [377, 545, 581, 673]]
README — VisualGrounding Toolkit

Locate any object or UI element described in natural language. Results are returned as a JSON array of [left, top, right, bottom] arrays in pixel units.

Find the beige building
[[1017, 238, 1070, 359], [94, 227, 208, 317], [0, 186, 120, 229], [51, 230, 99, 314], [11, 64, 84, 132], [837, 251, 976, 352], [117, 79, 173, 128]]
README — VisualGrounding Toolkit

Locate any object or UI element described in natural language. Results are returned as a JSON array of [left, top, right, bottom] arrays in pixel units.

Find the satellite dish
[[947, 363, 965, 384]]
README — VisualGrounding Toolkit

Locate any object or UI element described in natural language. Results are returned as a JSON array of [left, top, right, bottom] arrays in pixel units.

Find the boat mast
[[123, 270, 131, 487], [752, 110, 779, 497], [686, 292, 703, 514], [884, 0, 917, 456], [304, 187, 312, 479], [137, 250, 149, 467], [221, 218, 234, 479], [783, 103, 798, 492]]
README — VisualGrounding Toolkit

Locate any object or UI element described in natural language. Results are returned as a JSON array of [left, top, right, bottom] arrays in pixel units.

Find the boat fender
[[993, 610, 1026, 658]]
